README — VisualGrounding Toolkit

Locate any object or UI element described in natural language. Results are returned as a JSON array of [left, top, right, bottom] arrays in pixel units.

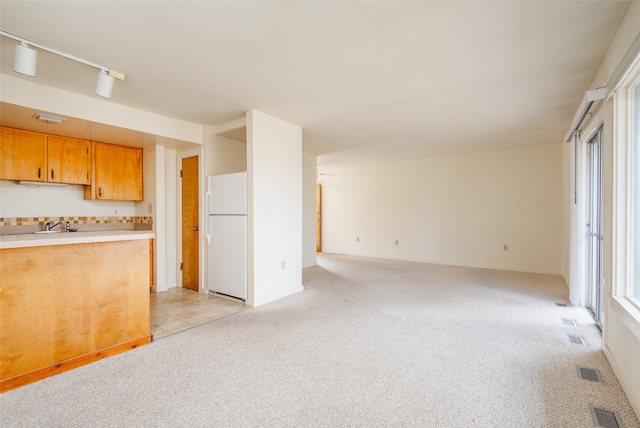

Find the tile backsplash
[[0, 216, 153, 235]]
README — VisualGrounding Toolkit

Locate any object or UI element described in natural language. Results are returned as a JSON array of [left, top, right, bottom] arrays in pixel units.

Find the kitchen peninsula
[[0, 230, 154, 392]]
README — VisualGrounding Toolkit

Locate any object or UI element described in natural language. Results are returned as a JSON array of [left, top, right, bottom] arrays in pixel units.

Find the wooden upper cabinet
[[0, 127, 47, 181], [46, 136, 91, 185], [90, 142, 143, 201]]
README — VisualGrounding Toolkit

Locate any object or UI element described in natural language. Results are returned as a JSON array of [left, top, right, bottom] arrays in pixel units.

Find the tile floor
[[150, 287, 246, 339]]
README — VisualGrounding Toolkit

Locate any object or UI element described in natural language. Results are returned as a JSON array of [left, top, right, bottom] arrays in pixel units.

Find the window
[[631, 79, 640, 304]]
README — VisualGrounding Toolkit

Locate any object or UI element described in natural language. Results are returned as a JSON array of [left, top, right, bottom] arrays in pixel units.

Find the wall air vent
[[561, 318, 577, 326]]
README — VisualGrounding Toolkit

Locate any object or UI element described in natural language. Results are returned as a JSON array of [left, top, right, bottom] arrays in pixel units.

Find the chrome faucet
[[45, 222, 62, 231]]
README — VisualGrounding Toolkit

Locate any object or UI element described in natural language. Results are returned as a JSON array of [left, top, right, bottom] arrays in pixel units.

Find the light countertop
[[0, 230, 155, 249]]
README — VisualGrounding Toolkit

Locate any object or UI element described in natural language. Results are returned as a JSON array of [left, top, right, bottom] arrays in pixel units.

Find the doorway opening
[[586, 127, 604, 328]]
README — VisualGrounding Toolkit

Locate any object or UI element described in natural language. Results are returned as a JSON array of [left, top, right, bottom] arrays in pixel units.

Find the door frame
[[586, 127, 604, 327], [176, 147, 206, 293], [569, 106, 603, 309]]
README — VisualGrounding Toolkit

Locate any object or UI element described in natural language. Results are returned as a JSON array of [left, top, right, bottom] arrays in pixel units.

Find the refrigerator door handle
[[205, 216, 211, 245], [205, 190, 210, 215]]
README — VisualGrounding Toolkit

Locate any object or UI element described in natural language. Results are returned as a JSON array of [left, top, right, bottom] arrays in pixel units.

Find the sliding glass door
[[586, 128, 604, 327]]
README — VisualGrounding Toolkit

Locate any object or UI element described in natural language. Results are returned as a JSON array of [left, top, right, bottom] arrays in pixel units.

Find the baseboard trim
[[322, 251, 563, 276], [603, 344, 640, 421], [251, 286, 304, 307], [0, 334, 152, 393], [153, 281, 176, 293]]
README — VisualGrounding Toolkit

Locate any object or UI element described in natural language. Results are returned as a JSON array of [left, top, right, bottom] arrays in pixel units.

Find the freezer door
[[207, 215, 247, 300], [207, 172, 246, 215]]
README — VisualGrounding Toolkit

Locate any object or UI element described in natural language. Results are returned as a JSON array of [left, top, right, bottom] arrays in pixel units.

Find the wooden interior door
[[316, 183, 322, 252], [181, 156, 199, 291]]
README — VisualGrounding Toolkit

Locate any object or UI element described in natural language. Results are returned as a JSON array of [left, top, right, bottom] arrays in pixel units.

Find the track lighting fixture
[[0, 30, 126, 99], [14, 41, 37, 76], [95, 69, 115, 99]]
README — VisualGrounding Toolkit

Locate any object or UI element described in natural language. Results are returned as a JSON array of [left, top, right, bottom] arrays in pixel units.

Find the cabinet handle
[[51, 169, 54, 180], [98, 187, 102, 198], [38, 168, 41, 178]]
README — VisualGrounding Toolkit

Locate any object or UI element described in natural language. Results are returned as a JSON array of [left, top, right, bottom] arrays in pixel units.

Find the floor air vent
[[555, 302, 567, 307], [577, 366, 603, 383], [561, 318, 577, 326], [589, 405, 624, 428], [567, 334, 585, 345]]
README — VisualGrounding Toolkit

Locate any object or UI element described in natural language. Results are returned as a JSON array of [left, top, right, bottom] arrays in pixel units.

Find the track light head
[[95, 69, 115, 99], [2, 30, 127, 100], [14, 42, 37, 77]]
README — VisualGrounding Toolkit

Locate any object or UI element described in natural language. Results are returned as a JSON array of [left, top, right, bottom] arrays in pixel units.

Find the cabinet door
[[94, 142, 143, 201], [0, 127, 46, 181], [47, 136, 91, 185]]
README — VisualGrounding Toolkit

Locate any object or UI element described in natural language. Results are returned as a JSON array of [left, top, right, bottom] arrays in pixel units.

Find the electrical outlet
[[503, 244, 508, 251], [148, 204, 153, 214], [395, 240, 398, 245], [356, 237, 360, 242], [281, 261, 285, 269]]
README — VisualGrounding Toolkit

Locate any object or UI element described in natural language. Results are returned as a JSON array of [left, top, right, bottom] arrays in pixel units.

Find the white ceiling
[[0, 1, 633, 165]]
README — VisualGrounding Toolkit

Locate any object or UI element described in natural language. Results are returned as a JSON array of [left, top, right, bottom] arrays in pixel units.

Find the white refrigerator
[[206, 172, 247, 301]]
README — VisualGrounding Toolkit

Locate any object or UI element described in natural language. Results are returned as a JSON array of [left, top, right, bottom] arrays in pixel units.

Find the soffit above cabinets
[[0, 102, 196, 150]]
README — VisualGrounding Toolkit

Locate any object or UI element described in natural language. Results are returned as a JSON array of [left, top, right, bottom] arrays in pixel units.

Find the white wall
[[302, 150, 318, 268], [247, 110, 303, 306], [603, 13, 640, 421], [564, 1, 640, 418], [562, 136, 572, 287], [319, 142, 563, 274], [0, 180, 135, 217], [164, 148, 178, 290], [138, 144, 174, 292], [204, 124, 247, 176]]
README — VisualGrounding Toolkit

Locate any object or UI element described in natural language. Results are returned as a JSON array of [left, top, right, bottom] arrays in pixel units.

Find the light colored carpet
[[1, 254, 639, 427]]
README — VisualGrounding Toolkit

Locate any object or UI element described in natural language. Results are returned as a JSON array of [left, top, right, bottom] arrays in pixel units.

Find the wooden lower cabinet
[[0, 239, 151, 392]]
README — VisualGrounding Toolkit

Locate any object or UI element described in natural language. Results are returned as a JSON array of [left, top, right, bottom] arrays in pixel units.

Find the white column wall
[[246, 110, 303, 306], [302, 150, 318, 268], [165, 148, 178, 290]]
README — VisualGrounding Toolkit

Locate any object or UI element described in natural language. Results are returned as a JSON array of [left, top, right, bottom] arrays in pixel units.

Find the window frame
[[627, 72, 640, 306], [612, 60, 640, 315]]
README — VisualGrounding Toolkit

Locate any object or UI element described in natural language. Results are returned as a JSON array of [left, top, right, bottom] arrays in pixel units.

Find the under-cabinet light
[[19, 181, 68, 188]]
